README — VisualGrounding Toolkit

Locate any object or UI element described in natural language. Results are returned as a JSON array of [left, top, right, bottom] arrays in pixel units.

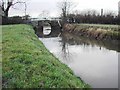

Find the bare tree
[[57, 0, 76, 24], [0, 0, 27, 18], [81, 9, 99, 16], [104, 10, 116, 17], [38, 10, 50, 19]]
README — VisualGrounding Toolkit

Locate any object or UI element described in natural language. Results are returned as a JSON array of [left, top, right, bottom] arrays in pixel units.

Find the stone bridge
[[31, 18, 63, 37]]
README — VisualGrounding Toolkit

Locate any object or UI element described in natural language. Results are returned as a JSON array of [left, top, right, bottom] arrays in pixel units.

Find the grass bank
[[64, 24, 120, 40], [2, 24, 90, 88]]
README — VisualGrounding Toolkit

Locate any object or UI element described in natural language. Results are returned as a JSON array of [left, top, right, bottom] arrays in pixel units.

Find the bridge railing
[[30, 18, 62, 22]]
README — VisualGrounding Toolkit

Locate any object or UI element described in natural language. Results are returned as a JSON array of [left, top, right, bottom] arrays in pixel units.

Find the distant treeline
[[2, 15, 30, 25], [67, 11, 120, 25]]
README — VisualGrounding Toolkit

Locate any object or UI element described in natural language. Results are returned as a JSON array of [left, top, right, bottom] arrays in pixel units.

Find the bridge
[[30, 17, 63, 37]]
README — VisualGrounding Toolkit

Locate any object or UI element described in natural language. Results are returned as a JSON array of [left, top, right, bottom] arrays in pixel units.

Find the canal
[[39, 26, 119, 88]]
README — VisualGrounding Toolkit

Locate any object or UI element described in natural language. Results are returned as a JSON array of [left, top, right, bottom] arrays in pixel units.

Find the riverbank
[[2, 24, 90, 88], [64, 24, 120, 40]]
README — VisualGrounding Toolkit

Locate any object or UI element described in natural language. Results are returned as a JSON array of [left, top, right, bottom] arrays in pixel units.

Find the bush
[[2, 16, 25, 25]]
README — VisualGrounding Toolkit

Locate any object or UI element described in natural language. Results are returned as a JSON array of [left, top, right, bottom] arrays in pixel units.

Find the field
[[2, 24, 90, 88]]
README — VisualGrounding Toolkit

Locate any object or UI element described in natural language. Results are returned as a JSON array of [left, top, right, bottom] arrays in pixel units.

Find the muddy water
[[39, 27, 119, 88]]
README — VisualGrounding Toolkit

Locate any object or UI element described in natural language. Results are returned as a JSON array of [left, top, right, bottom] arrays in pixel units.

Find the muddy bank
[[63, 24, 120, 40]]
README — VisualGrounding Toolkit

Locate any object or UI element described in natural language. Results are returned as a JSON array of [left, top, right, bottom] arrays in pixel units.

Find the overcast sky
[[9, 0, 120, 18]]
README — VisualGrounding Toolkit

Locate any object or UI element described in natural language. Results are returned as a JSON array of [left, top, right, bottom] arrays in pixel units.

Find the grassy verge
[[0, 25, 2, 89], [2, 24, 90, 88], [64, 24, 120, 40]]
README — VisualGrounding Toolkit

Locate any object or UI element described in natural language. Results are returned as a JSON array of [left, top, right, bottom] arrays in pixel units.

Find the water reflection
[[60, 32, 120, 52], [61, 39, 73, 62], [42, 26, 61, 38], [43, 26, 51, 35], [39, 30, 119, 88]]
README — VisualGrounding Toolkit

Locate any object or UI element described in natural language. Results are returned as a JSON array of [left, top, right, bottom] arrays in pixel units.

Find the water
[[43, 26, 51, 35], [39, 27, 119, 88]]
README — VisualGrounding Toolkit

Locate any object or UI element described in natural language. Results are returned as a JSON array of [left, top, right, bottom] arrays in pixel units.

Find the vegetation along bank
[[64, 24, 120, 41], [2, 24, 90, 88]]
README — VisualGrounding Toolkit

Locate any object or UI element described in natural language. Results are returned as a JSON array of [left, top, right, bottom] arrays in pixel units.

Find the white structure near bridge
[[30, 17, 61, 21]]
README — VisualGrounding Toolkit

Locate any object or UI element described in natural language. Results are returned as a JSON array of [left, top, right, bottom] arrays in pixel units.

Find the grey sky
[[9, 0, 120, 17]]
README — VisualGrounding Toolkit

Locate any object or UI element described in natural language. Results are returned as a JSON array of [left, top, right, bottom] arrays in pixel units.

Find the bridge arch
[[34, 20, 62, 37]]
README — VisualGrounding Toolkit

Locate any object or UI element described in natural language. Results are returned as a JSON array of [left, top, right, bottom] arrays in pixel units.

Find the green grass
[[2, 24, 90, 88]]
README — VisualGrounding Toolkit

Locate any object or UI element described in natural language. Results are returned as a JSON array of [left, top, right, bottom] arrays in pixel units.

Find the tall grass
[[64, 24, 120, 40]]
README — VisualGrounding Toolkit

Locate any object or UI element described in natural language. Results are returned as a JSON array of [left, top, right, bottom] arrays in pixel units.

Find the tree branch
[[12, 1, 25, 6]]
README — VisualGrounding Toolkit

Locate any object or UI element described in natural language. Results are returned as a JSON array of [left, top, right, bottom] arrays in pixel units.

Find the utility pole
[[24, 2, 27, 20]]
